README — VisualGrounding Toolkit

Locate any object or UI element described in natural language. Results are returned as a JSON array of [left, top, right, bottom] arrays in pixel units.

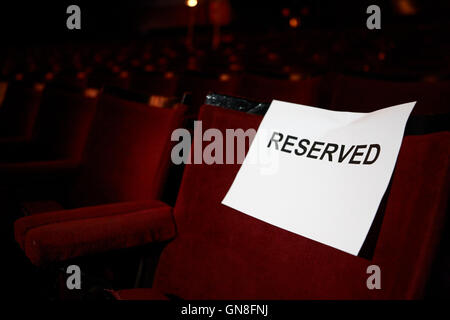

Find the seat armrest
[[15, 200, 175, 266], [15, 199, 169, 248]]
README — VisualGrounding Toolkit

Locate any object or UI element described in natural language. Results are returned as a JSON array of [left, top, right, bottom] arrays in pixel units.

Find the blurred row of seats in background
[[2, 26, 450, 81], [1, 28, 450, 118], [1, 69, 449, 147]]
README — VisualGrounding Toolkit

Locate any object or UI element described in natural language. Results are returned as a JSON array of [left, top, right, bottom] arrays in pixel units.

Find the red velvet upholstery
[[67, 93, 187, 207], [146, 105, 450, 299], [330, 74, 450, 115], [16, 200, 175, 265], [15, 200, 162, 249], [236, 75, 323, 106], [31, 86, 99, 161]]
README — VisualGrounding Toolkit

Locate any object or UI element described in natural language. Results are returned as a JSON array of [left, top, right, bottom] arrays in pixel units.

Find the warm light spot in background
[[289, 17, 299, 28], [394, 0, 418, 15], [148, 95, 169, 108], [219, 73, 231, 81], [84, 88, 100, 99], [186, 0, 198, 8], [289, 73, 302, 81], [164, 71, 175, 79]]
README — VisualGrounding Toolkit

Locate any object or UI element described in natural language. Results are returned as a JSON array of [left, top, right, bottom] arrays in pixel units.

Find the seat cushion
[[21, 200, 175, 266]]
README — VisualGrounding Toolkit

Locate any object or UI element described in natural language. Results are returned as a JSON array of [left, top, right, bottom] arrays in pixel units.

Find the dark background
[[0, 0, 449, 43]]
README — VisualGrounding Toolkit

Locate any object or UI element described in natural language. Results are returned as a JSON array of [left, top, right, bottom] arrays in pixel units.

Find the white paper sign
[[222, 100, 415, 256]]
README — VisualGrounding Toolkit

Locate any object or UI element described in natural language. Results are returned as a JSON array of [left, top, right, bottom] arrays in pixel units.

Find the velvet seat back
[[330, 74, 450, 115], [153, 105, 449, 299], [68, 93, 186, 207], [33, 87, 99, 161]]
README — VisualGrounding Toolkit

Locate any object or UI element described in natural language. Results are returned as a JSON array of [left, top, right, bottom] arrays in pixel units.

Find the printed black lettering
[[306, 141, 325, 159], [281, 135, 298, 153], [338, 145, 355, 163], [319, 143, 339, 161], [267, 131, 380, 166], [295, 139, 310, 156], [363, 144, 381, 164], [349, 145, 367, 164], [267, 132, 284, 150]]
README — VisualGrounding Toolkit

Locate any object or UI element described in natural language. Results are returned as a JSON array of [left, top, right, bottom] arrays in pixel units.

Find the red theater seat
[[14, 93, 186, 264], [65, 93, 186, 207], [107, 105, 448, 299], [330, 74, 450, 115]]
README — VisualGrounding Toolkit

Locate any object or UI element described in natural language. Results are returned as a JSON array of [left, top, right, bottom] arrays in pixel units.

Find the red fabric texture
[[67, 93, 187, 207], [15, 200, 166, 250], [150, 105, 450, 299], [18, 200, 175, 266], [330, 74, 450, 115]]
